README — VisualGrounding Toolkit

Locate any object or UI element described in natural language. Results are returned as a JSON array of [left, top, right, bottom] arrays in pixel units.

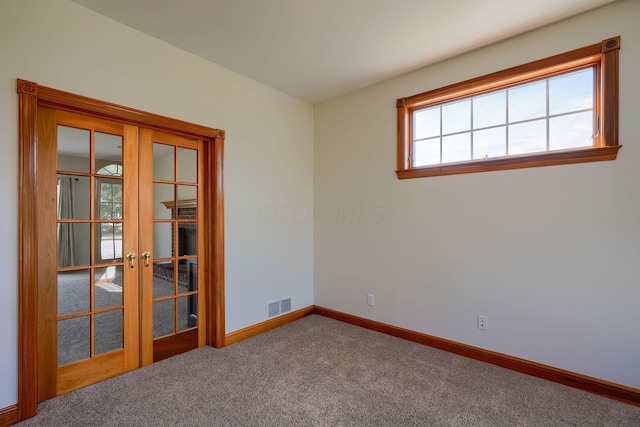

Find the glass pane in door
[[58, 270, 90, 317], [58, 316, 90, 366], [153, 223, 174, 259], [153, 183, 175, 220], [153, 261, 176, 298], [95, 223, 123, 263], [96, 178, 123, 220], [57, 223, 90, 268], [57, 126, 89, 173], [178, 295, 197, 331], [95, 309, 123, 355], [153, 299, 175, 338], [95, 132, 123, 176], [153, 144, 174, 181], [177, 185, 197, 214], [177, 148, 197, 183], [57, 175, 90, 220], [179, 259, 197, 294], [177, 225, 197, 256], [94, 266, 123, 309]]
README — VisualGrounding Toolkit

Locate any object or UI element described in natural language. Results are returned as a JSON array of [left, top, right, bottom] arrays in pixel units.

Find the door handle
[[126, 252, 136, 268], [141, 251, 151, 267]]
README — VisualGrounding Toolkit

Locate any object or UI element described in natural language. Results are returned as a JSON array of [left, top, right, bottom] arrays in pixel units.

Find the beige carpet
[[18, 315, 640, 426]]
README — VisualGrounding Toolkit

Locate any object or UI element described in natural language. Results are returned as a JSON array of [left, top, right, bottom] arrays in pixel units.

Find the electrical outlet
[[478, 315, 488, 331], [367, 293, 375, 307]]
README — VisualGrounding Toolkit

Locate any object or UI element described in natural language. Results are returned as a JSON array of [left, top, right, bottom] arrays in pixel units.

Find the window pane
[[154, 299, 175, 338], [153, 222, 174, 259], [442, 100, 471, 135], [58, 316, 90, 366], [154, 261, 175, 298], [96, 178, 123, 220], [58, 270, 90, 317], [58, 223, 90, 267], [414, 107, 440, 140], [549, 112, 593, 150], [473, 90, 506, 129], [178, 225, 197, 256], [57, 125, 90, 173], [178, 295, 197, 331], [154, 183, 174, 220], [549, 68, 594, 115], [177, 148, 198, 183], [153, 143, 175, 181], [95, 132, 123, 176], [96, 222, 123, 262], [508, 81, 546, 122], [95, 309, 123, 355], [177, 186, 197, 218], [57, 175, 90, 220], [473, 127, 506, 160], [413, 137, 440, 167], [94, 266, 123, 310], [180, 259, 198, 294], [509, 120, 546, 155], [442, 133, 471, 164]]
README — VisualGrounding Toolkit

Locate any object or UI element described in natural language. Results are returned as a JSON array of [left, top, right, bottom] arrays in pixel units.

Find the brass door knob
[[141, 251, 151, 267], [126, 252, 136, 268]]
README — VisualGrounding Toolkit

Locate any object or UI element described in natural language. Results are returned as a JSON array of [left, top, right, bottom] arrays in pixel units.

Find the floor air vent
[[267, 298, 292, 318]]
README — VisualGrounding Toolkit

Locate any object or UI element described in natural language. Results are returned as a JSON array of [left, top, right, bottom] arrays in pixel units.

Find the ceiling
[[69, 0, 617, 104]]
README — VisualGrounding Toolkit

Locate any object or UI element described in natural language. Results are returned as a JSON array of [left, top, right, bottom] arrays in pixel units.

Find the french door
[[36, 108, 206, 399], [138, 128, 207, 365]]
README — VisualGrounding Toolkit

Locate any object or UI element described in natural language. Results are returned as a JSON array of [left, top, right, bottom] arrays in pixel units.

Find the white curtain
[[57, 177, 75, 267]]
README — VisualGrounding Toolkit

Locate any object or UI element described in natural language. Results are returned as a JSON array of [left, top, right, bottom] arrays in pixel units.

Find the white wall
[[315, 0, 640, 389], [0, 0, 314, 408]]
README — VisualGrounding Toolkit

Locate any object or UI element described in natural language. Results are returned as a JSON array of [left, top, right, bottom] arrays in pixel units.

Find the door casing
[[17, 79, 226, 421]]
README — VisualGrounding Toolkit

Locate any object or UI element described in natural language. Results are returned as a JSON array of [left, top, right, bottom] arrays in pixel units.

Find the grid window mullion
[[506, 88, 510, 155], [439, 106, 443, 164], [470, 98, 474, 159], [546, 78, 550, 151]]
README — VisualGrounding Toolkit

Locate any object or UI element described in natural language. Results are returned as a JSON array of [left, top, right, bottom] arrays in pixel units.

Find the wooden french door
[[138, 129, 206, 365], [36, 109, 206, 399]]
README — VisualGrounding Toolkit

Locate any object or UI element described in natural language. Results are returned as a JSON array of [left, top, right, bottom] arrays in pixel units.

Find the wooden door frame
[[16, 79, 226, 421]]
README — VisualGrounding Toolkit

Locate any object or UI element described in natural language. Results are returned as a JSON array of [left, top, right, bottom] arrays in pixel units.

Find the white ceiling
[[69, 0, 618, 104]]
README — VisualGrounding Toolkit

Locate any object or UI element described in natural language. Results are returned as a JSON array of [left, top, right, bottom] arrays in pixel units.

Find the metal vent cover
[[266, 297, 292, 318], [280, 298, 291, 313], [267, 301, 280, 318]]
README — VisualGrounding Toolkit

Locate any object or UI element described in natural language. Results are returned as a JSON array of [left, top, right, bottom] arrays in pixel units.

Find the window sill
[[396, 145, 621, 179]]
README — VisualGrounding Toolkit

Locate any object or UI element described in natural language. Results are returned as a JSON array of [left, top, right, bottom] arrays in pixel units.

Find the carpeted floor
[[18, 315, 640, 426]]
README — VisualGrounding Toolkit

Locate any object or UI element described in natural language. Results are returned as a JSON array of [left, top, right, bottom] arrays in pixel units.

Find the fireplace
[[158, 198, 198, 327]]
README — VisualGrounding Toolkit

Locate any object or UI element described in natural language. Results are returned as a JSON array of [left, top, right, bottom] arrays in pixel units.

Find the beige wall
[[0, 0, 314, 407], [314, 0, 640, 389]]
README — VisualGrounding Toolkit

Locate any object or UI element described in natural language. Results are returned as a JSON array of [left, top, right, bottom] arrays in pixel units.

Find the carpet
[[18, 315, 640, 426]]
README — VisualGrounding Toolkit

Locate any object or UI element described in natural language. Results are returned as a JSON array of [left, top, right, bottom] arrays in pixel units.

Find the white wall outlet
[[478, 315, 488, 331], [367, 293, 375, 306]]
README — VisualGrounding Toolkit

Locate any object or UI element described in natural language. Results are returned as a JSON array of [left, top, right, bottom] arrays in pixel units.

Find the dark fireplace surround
[[153, 199, 198, 326]]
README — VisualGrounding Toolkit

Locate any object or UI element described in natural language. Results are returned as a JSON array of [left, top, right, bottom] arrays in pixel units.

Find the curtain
[[57, 177, 75, 267]]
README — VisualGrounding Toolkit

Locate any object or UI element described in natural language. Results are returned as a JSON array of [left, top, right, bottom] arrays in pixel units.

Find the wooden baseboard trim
[[313, 306, 640, 407], [225, 306, 315, 346], [0, 405, 18, 427]]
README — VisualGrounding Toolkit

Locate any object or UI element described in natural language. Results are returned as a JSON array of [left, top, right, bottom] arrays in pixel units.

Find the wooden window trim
[[16, 79, 226, 421], [396, 36, 621, 179]]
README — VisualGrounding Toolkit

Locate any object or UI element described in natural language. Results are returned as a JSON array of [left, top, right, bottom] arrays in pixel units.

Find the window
[[396, 36, 621, 179], [97, 164, 123, 260]]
